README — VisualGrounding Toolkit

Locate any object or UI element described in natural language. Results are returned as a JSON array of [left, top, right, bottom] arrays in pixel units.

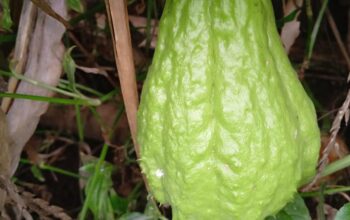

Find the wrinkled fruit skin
[[137, 1, 320, 219]]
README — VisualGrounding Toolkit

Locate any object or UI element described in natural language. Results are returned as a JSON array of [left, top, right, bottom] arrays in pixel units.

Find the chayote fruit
[[137, 1, 320, 219]]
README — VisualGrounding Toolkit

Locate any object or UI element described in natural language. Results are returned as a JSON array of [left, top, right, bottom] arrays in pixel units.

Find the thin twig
[[339, 192, 350, 202], [325, 9, 350, 70], [30, 0, 72, 29], [317, 108, 339, 121]]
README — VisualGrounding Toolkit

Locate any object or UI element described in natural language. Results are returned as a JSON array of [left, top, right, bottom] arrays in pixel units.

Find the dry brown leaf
[[21, 190, 71, 220], [0, 110, 11, 214], [0, 177, 32, 220], [1, 0, 37, 112], [76, 65, 108, 77], [280, 0, 303, 53], [95, 13, 106, 30], [6, 0, 67, 176], [41, 101, 129, 143], [281, 21, 300, 53], [323, 203, 338, 220]]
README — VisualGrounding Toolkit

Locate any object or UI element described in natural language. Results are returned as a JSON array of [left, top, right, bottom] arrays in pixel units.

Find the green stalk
[[75, 104, 84, 142], [0, 70, 101, 106], [20, 158, 81, 179], [316, 184, 326, 220], [79, 143, 109, 220], [300, 155, 350, 198], [0, 92, 95, 105], [307, 0, 329, 59], [59, 79, 104, 97], [322, 155, 350, 177], [145, 0, 153, 53], [302, 186, 350, 197], [79, 102, 125, 218], [100, 88, 120, 102], [304, 0, 313, 57]]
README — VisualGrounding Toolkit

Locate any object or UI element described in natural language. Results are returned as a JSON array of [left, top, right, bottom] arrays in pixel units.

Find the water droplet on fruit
[[155, 169, 164, 178]]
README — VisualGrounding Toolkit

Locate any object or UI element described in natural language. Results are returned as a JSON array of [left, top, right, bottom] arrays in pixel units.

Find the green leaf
[[276, 9, 300, 28], [266, 194, 311, 220], [62, 46, 77, 92], [118, 200, 168, 220], [80, 160, 117, 219], [66, 0, 84, 13], [30, 165, 45, 182], [267, 211, 292, 220], [0, 34, 16, 45], [335, 203, 350, 220], [143, 200, 167, 220], [306, 0, 329, 59], [119, 212, 154, 220], [109, 190, 129, 215], [0, 0, 13, 31]]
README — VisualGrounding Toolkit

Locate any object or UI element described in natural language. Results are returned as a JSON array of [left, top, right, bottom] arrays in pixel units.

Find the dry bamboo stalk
[[105, 0, 139, 158]]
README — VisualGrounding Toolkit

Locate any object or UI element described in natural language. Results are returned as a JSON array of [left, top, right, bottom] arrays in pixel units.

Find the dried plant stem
[[105, 0, 139, 154], [303, 4, 350, 192], [339, 192, 350, 202], [348, 9, 350, 52], [325, 9, 350, 70], [105, 0, 152, 195], [1, 0, 36, 112], [303, 91, 350, 191]]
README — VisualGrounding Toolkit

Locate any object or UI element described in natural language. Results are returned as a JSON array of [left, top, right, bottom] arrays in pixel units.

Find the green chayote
[[138, 1, 320, 219]]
